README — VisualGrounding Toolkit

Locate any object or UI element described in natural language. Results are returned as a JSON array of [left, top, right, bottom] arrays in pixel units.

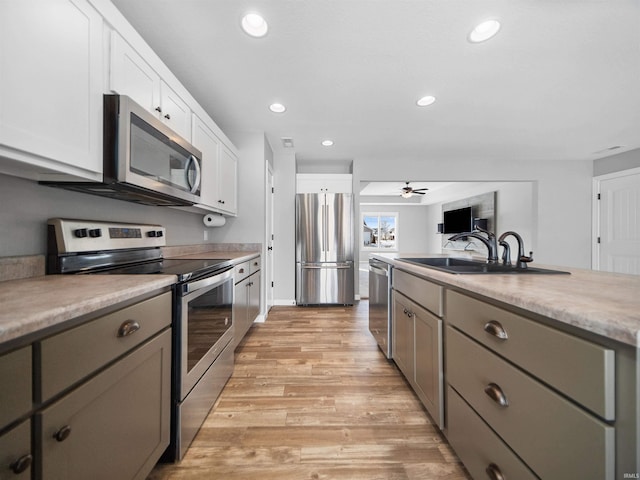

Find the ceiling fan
[[400, 181, 428, 198]]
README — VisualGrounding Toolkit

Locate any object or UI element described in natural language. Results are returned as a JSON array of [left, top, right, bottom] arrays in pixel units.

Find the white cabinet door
[[0, 0, 103, 181], [109, 31, 160, 114], [110, 34, 191, 140], [191, 114, 221, 208], [218, 146, 238, 215], [160, 81, 191, 140], [296, 174, 352, 193]]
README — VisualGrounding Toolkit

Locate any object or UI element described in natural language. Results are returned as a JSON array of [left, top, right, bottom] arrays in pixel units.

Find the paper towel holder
[[203, 214, 226, 227]]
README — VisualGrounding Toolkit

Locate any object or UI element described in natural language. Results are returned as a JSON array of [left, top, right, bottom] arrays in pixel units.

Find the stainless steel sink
[[398, 257, 569, 275]]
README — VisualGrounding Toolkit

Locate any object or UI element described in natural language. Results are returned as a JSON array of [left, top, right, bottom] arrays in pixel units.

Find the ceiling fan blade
[[412, 188, 429, 192], [414, 191, 426, 195]]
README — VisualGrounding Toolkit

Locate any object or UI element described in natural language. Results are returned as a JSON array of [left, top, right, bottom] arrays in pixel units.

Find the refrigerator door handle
[[321, 204, 326, 253]]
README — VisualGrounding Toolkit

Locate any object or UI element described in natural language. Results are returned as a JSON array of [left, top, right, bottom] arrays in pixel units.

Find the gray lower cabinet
[[391, 270, 443, 429], [37, 329, 171, 480], [444, 289, 635, 480], [233, 256, 261, 349]]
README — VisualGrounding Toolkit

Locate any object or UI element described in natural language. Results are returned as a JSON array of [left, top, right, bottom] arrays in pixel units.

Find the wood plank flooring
[[147, 301, 470, 480]]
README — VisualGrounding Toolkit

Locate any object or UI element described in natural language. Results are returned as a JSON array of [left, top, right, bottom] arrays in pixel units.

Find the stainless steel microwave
[[42, 94, 202, 206]]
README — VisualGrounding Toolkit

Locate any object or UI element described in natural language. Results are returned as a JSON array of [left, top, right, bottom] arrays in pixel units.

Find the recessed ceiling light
[[416, 95, 436, 107], [269, 103, 286, 113], [241, 13, 268, 38], [321, 140, 334, 147], [469, 20, 501, 43]]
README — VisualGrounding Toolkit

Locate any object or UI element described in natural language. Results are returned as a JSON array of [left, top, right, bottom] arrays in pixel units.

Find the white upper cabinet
[[296, 174, 353, 193], [109, 32, 191, 141], [109, 30, 160, 114], [192, 114, 221, 209], [191, 114, 237, 216], [218, 145, 238, 215], [0, 0, 104, 181]]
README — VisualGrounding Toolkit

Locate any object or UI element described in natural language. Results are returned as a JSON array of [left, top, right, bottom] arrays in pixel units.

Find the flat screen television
[[443, 206, 473, 234]]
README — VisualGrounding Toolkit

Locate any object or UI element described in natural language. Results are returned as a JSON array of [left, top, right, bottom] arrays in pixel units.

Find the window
[[362, 213, 398, 251]]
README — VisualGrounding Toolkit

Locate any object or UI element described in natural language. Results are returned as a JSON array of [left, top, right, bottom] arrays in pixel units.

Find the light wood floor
[[147, 301, 470, 480]]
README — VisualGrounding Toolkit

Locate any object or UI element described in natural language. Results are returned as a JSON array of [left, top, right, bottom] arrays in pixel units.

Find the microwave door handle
[[185, 155, 201, 194]]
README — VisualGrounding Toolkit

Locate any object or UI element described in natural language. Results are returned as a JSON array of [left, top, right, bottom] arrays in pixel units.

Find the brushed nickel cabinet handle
[[484, 383, 509, 407], [53, 425, 72, 442], [484, 320, 508, 340], [117, 320, 140, 338], [486, 463, 506, 480], [10, 454, 33, 474]]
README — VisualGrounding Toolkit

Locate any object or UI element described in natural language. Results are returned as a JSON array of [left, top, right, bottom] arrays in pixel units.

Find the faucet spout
[[448, 229, 499, 263], [497, 231, 533, 268]]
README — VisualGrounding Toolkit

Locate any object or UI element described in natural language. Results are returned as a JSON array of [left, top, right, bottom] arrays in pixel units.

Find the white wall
[[272, 150, 297, 305]]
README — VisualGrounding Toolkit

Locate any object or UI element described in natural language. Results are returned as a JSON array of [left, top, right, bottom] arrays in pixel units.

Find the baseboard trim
[[274, 299, 297, 306]]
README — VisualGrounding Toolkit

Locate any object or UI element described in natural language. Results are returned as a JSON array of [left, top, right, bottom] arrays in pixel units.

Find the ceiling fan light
[[401, 191, 413, 198]]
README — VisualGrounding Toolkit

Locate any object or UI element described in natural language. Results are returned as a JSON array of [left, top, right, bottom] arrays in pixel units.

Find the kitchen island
[[373, 252, 639, 480]]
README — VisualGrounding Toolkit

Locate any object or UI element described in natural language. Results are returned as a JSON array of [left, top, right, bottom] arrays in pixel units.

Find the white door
[[265, 163, 275, 313], [594, 168, 640, 275]]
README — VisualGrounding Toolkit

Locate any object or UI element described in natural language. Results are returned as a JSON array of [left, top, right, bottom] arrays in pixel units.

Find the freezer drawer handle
[[117, 320, 141, 338], [484, 320, 508, 340], [484, 383, 509, 407], [485, 463, 506, 480]]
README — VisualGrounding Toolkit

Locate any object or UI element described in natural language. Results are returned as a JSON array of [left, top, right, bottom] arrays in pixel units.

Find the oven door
[[179, 268, 234, 399]]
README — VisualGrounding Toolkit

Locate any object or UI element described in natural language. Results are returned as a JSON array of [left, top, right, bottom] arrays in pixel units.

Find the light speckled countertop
[[0, 249, 260, 350], [372, 253, 640, 347], [0, 274, 176, 349]]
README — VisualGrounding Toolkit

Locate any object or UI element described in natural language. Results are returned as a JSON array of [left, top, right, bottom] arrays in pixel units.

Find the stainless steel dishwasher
[[368, 258, 392, 358]]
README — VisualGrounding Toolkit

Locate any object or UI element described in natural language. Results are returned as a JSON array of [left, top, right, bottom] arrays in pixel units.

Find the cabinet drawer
[[447, 290, 614, 420], [447, 326, 615, 480], [447, 386, 537, 480], [0, 346, 31, 429], [393, 269, 443, 317], [40, 292, 171, 401], [234, 261, 250, 281], [249, 256, 261, 275]]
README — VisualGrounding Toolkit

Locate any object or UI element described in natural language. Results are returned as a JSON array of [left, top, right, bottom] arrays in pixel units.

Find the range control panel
[[48, 219, 166, 254]]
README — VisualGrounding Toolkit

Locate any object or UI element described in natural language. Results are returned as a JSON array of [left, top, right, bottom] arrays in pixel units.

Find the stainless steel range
[[47, 218, 234, 461]]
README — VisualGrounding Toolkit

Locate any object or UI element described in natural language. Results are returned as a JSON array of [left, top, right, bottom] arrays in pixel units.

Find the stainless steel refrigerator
[[296, 193, 354, 305]]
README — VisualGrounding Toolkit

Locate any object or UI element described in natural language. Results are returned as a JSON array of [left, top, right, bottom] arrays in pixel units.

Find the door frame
[[265, 161, 275, 314], [592, 166, 640, 271]]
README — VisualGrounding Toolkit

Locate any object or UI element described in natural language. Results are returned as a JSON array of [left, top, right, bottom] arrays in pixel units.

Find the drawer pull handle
[[53, 425, 72, 442], [10, 454, 33, 474], [484, 383, 509, 407], [484, 320, 508, 340], [486, 463, 505, 480], [117, 320, 141, 338]]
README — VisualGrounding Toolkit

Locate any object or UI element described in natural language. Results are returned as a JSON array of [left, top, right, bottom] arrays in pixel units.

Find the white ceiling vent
[[281, 137, 295, 148]]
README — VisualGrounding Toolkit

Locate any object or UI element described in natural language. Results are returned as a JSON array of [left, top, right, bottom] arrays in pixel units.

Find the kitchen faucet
[[448, 225, 499, 263], [498, 231, 534, 268]]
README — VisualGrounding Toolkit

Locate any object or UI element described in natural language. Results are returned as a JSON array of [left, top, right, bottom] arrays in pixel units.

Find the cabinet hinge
[[597, 237, 601, 244], [597, 193, 601, 200], [271, 187, 274, 194], [271, 281, 274, 287]]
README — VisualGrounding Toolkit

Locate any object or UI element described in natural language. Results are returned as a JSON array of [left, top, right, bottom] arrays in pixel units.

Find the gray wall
[[0, 173, 207, 257], [593, 148, 640, 176], [358, 204, 430, 263]]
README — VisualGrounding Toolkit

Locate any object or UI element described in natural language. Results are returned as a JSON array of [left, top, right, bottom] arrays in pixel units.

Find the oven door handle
[[184, 268, 234, 293]]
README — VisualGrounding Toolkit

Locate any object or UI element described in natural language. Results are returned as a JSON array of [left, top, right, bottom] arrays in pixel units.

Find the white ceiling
[[111, 0, 640, 164]]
